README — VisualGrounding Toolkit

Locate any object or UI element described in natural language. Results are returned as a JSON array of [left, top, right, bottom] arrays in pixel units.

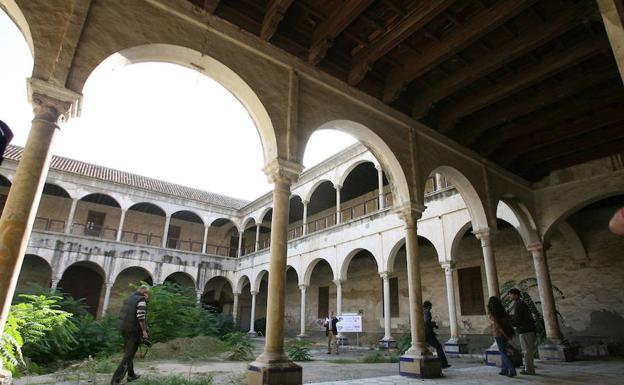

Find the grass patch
[[138, 335, 227, 361], [329, 358, 360, 364], [133, 374, 214, 385], [360, 351, 399, 363]]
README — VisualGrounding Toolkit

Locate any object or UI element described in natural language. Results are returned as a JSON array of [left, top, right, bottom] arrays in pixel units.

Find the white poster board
[[337, 314, 362, 333]]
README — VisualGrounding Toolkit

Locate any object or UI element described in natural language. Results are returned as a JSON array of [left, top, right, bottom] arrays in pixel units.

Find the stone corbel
[[27, 78, 82, 122], [262, 158, 303, 185]]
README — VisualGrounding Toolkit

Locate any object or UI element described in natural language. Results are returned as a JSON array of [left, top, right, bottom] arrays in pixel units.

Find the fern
[[0, 312, 25, 374]]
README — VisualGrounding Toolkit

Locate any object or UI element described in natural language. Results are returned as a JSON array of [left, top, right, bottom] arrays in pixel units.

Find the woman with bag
[[488, 296, 517, 377]]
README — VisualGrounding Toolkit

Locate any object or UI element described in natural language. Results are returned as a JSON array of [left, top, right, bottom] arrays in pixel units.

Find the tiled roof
[[3, 145, 250, 209]]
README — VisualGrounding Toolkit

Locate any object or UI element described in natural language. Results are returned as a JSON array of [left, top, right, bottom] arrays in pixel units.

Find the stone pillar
[[232, 292, 239, 325], [248, 290, 258, 336], [255, 224, 261, 252], [396, 206, 441, 378], [474, 229, 500, 298], [116, 209, 126, 242], [237, 230, 244, 257], [202, 225, 209, 254], [334, 278, 347, 344], [0, 79, 80, 344], [529, 243, 572, 361], [65, 198, 78, 234], [379, 272, 395, 348], [598, 0, 624, 83], [335, 184, 342, 224], [376, 165, 385, 210], [162, 215, 171, 248], [298, 284, 307, 338], [196, 289, 203, 303], [101, 282, 114, 316], [51, 278, 60, 292], [441, 262, 467, 356], [247, 158, 303, 385], [434, 173, 445, 191], [302, 200, 308, 235]]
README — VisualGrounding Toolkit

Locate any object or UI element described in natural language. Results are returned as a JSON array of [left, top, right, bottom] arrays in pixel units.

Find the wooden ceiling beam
[[382, 0, 535, 103], [308, 0, 375, 65], [411, 4, 593, 118], [458, 70, 618, 144], [347, 0, 456, 85], [260, 0, 294, 41], [202, 0, 220, 13], [438, 38, 609, 132], [477, 87, 624, 155]]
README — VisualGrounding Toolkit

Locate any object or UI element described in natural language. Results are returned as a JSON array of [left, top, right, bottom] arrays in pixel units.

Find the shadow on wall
[[566, 310, 624, 340]]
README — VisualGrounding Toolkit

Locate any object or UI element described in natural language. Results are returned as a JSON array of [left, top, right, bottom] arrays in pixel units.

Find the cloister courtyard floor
[[11, 338, 624, 385]]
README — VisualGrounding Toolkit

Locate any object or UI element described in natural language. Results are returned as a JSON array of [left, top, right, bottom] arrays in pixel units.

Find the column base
[[485, 340, 501, 367], [539, 339, 575, 362], [337, 335, 348, 345], [379, 337, 396, 349], [248, 331, 258, 337], [296, 334, 308, 340], [444, 337, 468, 357], [246, 355, 302, 385], [399, 353, 442, 378], [0, 369, 11, 385]]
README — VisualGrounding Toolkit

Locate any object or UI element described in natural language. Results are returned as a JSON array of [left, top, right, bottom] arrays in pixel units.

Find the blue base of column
[[444, 340, 468, 358], [379, 338, 396, 349], [485, 348, 502, 367], [399, 355, 442, 378]]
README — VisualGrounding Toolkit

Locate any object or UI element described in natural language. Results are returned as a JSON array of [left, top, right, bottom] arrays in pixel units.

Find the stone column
[[247, 159, 303, 385], [51, 278, 60, 292], [333, 278, 347, 343], [376, 165, 385, 210], [196, 289, 203, 303], [101, 282, 114, 316], [441, 262, 466, 356], [0, 79, 80, 342], [434, 173, 445, 191], [65, 198, 78, 234], [201, 225, 209, 254], [302, 200, 308, 235], [248, 290, 258, 336], [598, 0, 624, 82], [232, 292, 239, 324], [255, 224, 261, 252], [335, 184, 342, 224], [474, 228, 500, 298], [529, 243, 571, 360], [116, 209, 126, 242], [298, 284, 307, 338], [379, 272, 395, 348], [396, 205, 441, 378], [237, 230, 244, 257], [161, 215, 171, 248]]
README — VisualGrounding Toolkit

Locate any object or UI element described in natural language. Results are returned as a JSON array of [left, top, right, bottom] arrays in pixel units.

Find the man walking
[[423, 301, 450, 368], [324, 311, 340, 354], [508, 288, 536, 375], [111, 285, 150, 385]]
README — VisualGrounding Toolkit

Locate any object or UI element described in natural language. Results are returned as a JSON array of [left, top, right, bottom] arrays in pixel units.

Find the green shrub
[[253, 317, 266, 336], [0, 312, 25, 374], [395, 333, 411, 355], [142, 336, 226, 361], [67, 314, 121, 359], [222, 332, 254, 361], [147, 283, 204, 343], [286, 339, 312, 361]]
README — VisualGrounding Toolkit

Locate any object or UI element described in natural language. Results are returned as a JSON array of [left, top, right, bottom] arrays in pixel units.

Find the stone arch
[[15, 254, 52, 294], [236, 275, 251, 294], [0, 0, 34, 57], [285, 264, 300, 286], [42, 183, 71, 198], [128, 202, 166, 216], [386, 233, 442, 272], [202, 276, 234, 313], [338, 160, 376, 187], [112, 266, 154, 286], [258, 207, 273, 224], [450, 221, 473, 262], [303, 121, 410, 207], [242, 216, 257, 230], [80, 44, 279, 164], [203, 275, 235, 293], [304, 179, 334, 203], [303, 257, 334, 286], [0, 174, 11, 187], [557, 221, 588, 262], [543, 190, 624, 242], [164, 271, 196, 289], [78, 192, 122, 207], [497, 198, 540, 247], [339, 248, 379, 281], [171, 210, 204, 225], [252, 269, 269, 293], [58, 260, 106, 317], [428, 165, 489, 230]]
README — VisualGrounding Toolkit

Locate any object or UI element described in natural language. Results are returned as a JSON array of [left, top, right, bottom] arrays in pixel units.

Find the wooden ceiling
[[188, 0, 623, 182]]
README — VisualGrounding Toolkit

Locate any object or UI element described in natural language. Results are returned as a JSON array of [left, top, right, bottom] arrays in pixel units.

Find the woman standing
[[487, 296, 516, 377]]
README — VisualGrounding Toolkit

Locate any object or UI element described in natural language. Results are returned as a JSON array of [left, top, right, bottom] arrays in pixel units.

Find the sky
[[0, 10, 356, 201]]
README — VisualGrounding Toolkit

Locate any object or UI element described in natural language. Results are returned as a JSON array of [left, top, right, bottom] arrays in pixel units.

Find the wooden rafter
[[457, 70, 619, 144], [411, 4, 594, 118], [260, 0, 294, 41], [438, 38, 609, 132], [382, 0, 535, 103], [347, 0, 456, 86], [308, 0, 375, 65]]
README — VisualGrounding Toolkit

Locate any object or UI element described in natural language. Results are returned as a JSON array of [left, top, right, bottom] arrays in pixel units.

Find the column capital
[[233, 292, 240, 297], [27, 78, 82, 122], [302, 199, 309, 205], [250, 290, 259, 296], [262, 158, 303, 185], [334, 184, 342, 190], [394, 203, 425, 225], [333, 278, 343, 287], [379, 271, 390, 280], [298, 284, 308, 291], [473, 227, 496, 241], [527, 242, 544, 253], [374, 162, 383, 172], [440, 262, 456, 272]]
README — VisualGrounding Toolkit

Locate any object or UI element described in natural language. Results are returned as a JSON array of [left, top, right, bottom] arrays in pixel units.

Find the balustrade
[[33, 217, 65, 233]]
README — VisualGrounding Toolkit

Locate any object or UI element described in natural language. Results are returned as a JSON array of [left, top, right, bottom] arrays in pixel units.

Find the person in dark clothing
[[423, 301, 450, 368], [488, 296, 516, 377], [508, 288, 537, 375], [323, 311, 340, 354], [111, 285, 149, 385]]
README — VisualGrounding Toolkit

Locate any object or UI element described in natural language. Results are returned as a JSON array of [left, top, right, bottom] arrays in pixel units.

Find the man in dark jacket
[[508, 288, 536, 375], [323, 311, 340, 354], [424, 301, 450, 368], [111, 285, 150, 385]]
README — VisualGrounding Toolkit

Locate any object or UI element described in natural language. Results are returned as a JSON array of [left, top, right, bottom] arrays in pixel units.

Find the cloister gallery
[[1, 0, 623, 384]]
